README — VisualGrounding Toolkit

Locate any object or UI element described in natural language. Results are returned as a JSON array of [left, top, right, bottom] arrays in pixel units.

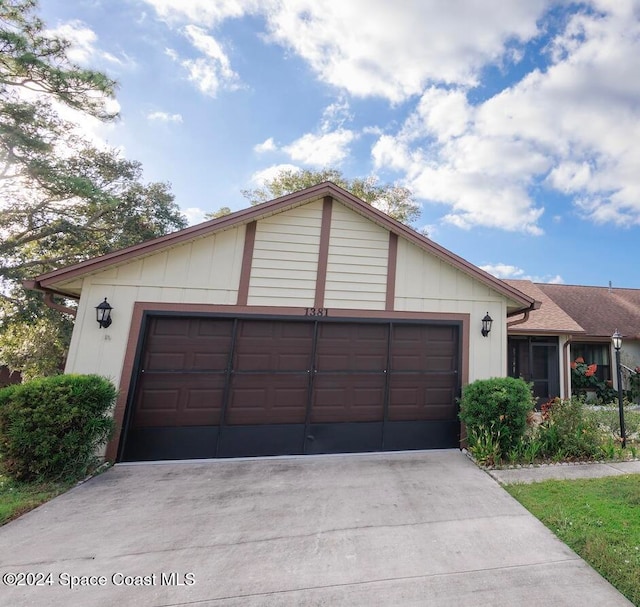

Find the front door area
[[508, 336, 560, 404]]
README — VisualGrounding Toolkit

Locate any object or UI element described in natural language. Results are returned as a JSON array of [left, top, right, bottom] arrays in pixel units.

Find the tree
[[240, 168, 421, 225], [204, 206, 232, 220], [0, 1, 186, 378]]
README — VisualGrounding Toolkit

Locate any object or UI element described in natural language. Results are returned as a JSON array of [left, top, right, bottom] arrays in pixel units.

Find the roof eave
[[30, 182, 535, 307]]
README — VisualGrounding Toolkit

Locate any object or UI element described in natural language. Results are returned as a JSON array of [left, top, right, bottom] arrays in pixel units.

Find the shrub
[[537, 397, 603, 460], [466, 423, 502, 467], [0, 374, 116, 482], [459, 377, 535, 457]]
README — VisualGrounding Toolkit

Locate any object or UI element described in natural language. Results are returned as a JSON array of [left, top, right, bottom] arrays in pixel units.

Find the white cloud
[[47, 20, 134, 69], [283, 129, 355, 167], [251, 164, 300, 185], [182, 206, 208, 225], [254, 137, 276, 153], [141, 0, 549, 102], [280, 98, 356, 167], [141, 0, 258, 26], [166, 26, 240, 97], [372, 3, 640, 232], [147, 111, 183, 123], [480, 263, 564, 284], [261, 0, 550, 102]]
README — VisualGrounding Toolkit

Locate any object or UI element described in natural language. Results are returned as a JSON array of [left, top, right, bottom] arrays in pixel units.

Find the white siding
[[64, 226, 245, 385], [247, 200, 322, 306], [395, 238, 508, 382], [324, 202, 388, 309]]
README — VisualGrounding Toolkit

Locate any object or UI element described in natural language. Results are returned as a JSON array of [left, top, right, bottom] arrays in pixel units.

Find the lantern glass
[[96, 298, 113, 328], [612, 330, 622, 351], [481, 312, 493, 337]]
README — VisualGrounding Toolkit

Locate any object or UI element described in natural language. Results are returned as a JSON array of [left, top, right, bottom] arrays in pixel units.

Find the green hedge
[[459, 377, 535, 455], [0, 374, 116, 482]]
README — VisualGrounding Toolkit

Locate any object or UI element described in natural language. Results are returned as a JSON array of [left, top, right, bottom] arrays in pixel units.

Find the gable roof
[[504, 280, 585, 334], [27, 182, 534, 308], [537, 283, 640, 340]]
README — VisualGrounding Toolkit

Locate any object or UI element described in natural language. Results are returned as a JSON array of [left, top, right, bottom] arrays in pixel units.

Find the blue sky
[[37, 0, 640, 288]]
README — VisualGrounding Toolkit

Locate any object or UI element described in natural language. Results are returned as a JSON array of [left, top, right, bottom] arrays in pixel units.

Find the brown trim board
[[106, 301, 471, 461], [236, 221, 256, 306], [314, 196, 333, 308], [386, 232, 398, 311]]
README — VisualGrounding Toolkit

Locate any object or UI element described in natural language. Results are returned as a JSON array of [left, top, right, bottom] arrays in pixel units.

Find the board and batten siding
[[247, 200, 322, 307], [324, 202, 389, 310], [394, 238, 509, 381], [64, 226, 245, 386]]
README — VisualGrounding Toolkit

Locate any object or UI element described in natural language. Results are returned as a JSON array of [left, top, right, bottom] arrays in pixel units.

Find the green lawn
[[0, 473, 73, 526], [507, 476, 640, 606]]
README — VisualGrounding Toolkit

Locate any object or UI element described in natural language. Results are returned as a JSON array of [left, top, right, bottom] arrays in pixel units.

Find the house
[[505, 280, 640, 402], [26, 182, 536, 462]]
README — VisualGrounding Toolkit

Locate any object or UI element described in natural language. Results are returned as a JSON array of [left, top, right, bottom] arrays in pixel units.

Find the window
[[571, 343, 611, 383]]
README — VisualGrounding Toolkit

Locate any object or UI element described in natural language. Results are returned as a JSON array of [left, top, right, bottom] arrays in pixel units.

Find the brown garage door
[[121, 316, 460, 461]]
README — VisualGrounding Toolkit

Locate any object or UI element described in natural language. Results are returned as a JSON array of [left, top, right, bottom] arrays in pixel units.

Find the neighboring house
[[26, 182, 535, 462], [505, 280, 640, 402]]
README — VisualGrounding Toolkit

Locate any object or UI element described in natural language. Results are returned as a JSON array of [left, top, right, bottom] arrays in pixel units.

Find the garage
[[28, 183, 535, 463], [120, 314, 461, 460]]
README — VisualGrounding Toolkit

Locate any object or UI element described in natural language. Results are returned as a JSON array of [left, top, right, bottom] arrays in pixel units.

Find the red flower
[[585, 364, 598, 377], [575, 357, 585, 364]]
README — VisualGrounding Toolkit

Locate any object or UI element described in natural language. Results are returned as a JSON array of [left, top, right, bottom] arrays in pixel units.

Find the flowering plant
[[570, 357, 600, 395]]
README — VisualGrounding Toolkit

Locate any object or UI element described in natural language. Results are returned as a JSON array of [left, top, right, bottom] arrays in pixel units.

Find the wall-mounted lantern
[[96, 298, 113, 329], [481, 312, 493, 337]]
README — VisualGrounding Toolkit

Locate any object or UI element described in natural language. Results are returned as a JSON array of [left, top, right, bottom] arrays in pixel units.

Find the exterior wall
[[65, 200, 517, 402], [394, 238, 508, 382], [64, 226, 245, 386], [324, 202, 388, 310], [247, 200, 322, 306], [618, 340, 640, 392]]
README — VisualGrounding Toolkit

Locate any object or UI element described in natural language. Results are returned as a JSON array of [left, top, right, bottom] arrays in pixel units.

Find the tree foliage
[[240, 167, 421, 225], [0, 0, 186, 378]]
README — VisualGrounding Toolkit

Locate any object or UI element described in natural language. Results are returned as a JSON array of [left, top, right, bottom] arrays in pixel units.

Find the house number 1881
[[305, 307, 328, 317]]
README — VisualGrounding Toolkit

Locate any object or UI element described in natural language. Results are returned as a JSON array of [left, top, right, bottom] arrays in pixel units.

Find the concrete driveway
[[0, 450, 632, 606]]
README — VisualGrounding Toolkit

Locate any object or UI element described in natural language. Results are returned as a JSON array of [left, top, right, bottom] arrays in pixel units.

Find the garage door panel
[[388, 374, 457, 421], [123, 427, 219, 461], [306, 422, 383, 454], [390, 324, 458, 372], [133, 373, 224, 427], [312, 375, 385, 423], [234, 320, 313, 371], [144, 317, 233, 371], [226, 374, 308, 425], [315, 323, 388, 371], [383, 421, 459, 451]]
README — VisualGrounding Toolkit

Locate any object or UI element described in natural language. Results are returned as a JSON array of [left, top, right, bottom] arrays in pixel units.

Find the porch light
[[612, 329, 626, 448], [481, 312, 493, 337], [612, 329, 622, 351], [96, 298, 113, 329]]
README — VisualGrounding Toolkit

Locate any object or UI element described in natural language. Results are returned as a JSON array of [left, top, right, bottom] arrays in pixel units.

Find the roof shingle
[[537, 283, 640, 339], [504, 280, 584, 334]]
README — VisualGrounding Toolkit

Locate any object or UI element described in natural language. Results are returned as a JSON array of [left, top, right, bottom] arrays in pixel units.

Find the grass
[[506, 476, 640, 606], [0, 471, 73, 526]]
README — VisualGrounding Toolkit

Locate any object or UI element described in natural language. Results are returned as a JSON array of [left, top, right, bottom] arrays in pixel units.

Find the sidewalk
[[487, 459, 640, 484]]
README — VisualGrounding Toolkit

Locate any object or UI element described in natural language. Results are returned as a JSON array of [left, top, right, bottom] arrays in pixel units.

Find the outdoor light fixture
[[612, 329, 626, 448], [95, 298, 113, 329], [481, 312, 493, 337]]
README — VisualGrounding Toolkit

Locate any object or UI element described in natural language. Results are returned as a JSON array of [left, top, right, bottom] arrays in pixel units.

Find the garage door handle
[[306, 435, 315, 441]]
